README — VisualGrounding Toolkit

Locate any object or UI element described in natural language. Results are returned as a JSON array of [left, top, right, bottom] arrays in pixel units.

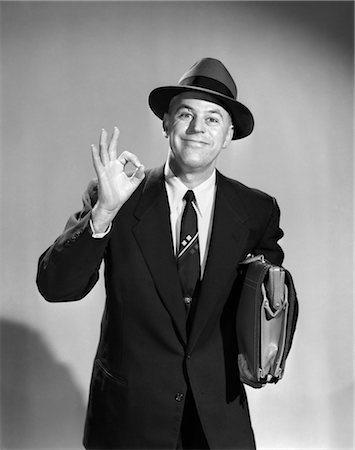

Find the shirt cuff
[[89, 219, 112, 238]]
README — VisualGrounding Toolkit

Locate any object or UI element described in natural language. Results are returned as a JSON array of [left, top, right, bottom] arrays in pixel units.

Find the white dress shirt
[[164, 163, 216, 278]]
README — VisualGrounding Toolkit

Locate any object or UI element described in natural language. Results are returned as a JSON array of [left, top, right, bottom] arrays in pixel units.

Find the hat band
[[179, 76, 235, 99]]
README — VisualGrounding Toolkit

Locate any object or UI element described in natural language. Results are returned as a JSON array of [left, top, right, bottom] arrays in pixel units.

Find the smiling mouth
[[182, 138, 209, 145]]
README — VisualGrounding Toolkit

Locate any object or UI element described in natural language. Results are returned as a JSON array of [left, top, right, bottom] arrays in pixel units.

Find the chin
[[181, 149, 206, 164], [181, 155, 204, 167]]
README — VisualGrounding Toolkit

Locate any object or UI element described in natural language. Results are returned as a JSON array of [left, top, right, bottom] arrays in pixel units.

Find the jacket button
[[175, 393, 184, 402], [184, 296, 192, 305]]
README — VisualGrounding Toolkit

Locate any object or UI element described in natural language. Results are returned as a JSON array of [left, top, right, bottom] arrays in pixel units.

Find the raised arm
[[36, 127, 145, 302]]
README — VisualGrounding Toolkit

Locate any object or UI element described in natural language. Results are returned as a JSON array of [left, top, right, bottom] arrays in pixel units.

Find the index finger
[[117, 151, 143, 169]]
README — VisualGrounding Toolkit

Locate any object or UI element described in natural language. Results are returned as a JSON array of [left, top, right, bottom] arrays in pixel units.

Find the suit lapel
[[132, 166, 187, 344], [187, 172, 250, 353]]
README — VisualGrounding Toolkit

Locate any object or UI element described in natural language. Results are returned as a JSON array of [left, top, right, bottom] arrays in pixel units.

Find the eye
[[178, 111, 193, 120], [206, 116, 220, 124]]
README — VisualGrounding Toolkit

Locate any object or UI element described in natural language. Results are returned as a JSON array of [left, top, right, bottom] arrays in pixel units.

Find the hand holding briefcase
[[236, 255, 299, 388]]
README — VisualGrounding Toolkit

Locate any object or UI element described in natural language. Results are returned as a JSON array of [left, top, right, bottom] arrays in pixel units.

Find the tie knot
[[184, 190, 195, 204]]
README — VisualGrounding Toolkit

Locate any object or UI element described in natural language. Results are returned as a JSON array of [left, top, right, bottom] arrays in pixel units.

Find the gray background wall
[[1, 1, 353, 449]]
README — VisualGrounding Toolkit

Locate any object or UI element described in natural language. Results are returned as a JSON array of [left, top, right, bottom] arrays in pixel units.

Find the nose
[[188, 116, 205, 134]]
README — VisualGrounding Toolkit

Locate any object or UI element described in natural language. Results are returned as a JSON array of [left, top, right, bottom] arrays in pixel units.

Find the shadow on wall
[[1, 318, 86, 449]]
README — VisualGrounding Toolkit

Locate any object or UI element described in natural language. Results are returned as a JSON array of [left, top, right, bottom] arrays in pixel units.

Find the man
[[37, 58, 284, 449]]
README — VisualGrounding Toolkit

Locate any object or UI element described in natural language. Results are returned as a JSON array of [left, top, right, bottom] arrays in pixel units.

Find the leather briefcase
[[236, 255, 299, 388]]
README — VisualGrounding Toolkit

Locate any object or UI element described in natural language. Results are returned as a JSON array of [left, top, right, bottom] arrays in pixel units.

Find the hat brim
[[148, 85, 254, 140]]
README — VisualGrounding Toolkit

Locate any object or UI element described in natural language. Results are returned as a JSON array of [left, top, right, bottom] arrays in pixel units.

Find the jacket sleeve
[[36, 181, 111, 302], [253, 197, 284, 266]]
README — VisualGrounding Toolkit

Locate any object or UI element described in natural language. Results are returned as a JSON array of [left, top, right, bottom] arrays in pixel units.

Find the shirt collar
[[164, 162, 216, 216]]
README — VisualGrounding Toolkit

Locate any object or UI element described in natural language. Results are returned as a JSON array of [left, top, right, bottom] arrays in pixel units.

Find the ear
[[222, 124, 234, 148], [162, 113, 169, 138]]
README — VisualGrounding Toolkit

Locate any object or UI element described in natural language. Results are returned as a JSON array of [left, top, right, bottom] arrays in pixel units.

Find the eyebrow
[[175, 104, 224, 118]]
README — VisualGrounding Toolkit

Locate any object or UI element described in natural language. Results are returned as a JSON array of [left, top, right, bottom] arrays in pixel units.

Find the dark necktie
[[177, 190, 200, 307]]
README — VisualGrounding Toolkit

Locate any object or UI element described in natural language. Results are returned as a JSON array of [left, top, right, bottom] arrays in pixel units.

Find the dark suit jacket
[[37, 166, 284, 449]]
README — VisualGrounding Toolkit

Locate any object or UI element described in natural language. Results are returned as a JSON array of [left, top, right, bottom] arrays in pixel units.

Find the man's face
[[163, 92, 234, 177]]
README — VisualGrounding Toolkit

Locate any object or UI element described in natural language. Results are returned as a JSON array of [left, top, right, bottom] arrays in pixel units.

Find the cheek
[[169, 131, 180, 149], [169, 128, 186, 147], [171, 122, 187, 136], [216, 130, 230, 148]]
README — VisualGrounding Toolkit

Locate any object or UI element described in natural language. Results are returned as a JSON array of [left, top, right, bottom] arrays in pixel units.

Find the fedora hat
[[148, 57, 254, 140]]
